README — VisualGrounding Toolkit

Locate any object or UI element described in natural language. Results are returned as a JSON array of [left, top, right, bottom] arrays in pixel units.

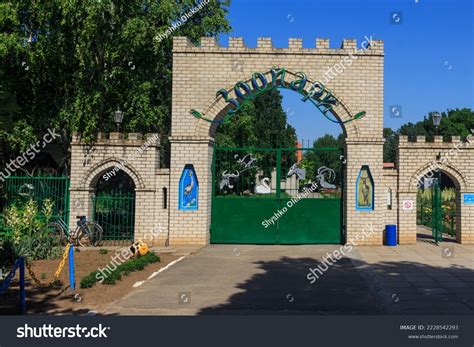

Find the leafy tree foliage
[[384, 108, 474, 162], [303, 134, 343, 182], [398, 109, 474, 140], [383, 127, 397, 163], [215, 88, 297, 148], [0, 0, 231, 170]]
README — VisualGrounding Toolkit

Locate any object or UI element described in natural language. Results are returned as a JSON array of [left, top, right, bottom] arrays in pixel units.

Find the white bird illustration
[[255, 177, 271, 194], [184, 171, 194, 196]]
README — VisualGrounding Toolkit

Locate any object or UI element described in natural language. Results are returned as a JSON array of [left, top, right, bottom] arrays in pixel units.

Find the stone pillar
[[345, 138, 385, 245], [458, 191, 474, 244], [168, 137, 213, 245], [397, 191, 417, 244]]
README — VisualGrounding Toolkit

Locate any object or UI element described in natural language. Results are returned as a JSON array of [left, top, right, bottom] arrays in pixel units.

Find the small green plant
[[1, 198, 61, 263], [99, 249, 108, 255], [79, 252, 160, 289], [40, 273, 46, 280], [80, 271, 99, 289]]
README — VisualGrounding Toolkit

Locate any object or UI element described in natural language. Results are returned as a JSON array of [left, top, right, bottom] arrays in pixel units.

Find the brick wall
[[170, 36, 385, 245], [68, 36, 474, 246], [397, 135, 474, 244], [69, 132, 170, 245]]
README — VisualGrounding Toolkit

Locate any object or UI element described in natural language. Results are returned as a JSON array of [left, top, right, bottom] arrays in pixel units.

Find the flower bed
[[0, 248, 178, 315]]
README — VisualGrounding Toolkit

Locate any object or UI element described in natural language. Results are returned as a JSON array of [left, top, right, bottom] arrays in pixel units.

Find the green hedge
[[80, 252, 160, 289]]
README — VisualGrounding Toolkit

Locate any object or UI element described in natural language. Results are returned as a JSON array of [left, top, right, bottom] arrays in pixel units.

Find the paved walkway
[[103, 238, 473, 315], [104, 245, 378, 315], [352, 240, 474, 314]]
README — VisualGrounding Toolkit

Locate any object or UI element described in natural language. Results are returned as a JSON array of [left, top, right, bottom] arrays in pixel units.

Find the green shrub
[[102, 270, 122, 285], [1, 198, 61, 263], [79, 252, 160, 288], [80, 271, 99, 289], [0, 237, 25, 268], [99, 249, 108, 255]]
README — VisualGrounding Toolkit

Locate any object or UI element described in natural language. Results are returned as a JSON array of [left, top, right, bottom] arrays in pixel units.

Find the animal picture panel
[[179, 164, 199, 210], [356, 165, 374, 211]]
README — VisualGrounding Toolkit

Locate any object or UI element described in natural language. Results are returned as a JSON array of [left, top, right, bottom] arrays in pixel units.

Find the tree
[[385, 108, 474, 162], [383, 127, 396, 163], [303, 134, 343, 182], [215, 88, 297, 148], [214, 88, 297, 193], [399, 109, 474, 140], [0, 0, 231, 172]]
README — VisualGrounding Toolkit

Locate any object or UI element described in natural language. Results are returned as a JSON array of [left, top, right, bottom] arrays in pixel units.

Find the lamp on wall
[[432, 112, 442, 136], [114, 107, 124, 132]]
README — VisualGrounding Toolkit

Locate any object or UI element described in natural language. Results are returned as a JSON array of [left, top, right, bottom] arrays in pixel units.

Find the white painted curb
[[133, 256, 186, 288]]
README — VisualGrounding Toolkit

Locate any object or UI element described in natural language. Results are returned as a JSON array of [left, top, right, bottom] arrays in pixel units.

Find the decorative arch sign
[[179, 164, 199, 210], [191, 67, 366, 125]]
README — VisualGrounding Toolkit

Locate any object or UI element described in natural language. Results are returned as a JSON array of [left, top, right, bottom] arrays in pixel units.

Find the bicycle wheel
[[47, 222, 66, 246], [88, 222, 103, 247], [75, 226, 92, 247], [76, 222, 103, 247]]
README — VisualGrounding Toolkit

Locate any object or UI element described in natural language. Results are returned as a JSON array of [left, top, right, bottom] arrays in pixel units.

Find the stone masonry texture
[[68, 37, 474, 246]]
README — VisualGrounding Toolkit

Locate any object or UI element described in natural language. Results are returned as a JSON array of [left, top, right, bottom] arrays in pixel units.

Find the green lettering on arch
[[190, 67, 366, 125]]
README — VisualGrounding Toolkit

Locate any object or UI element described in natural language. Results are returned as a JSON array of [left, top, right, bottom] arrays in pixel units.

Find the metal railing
[[0, 175, 70, 238], [417, 201, 456, 237], [92, 190, 135, 244]]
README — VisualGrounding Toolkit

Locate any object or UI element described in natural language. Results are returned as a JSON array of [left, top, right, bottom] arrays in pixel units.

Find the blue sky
[[217, 0, 473, 143]]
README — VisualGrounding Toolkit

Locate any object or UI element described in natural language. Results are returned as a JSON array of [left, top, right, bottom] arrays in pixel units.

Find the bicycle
[[48, 215, 103, 247]]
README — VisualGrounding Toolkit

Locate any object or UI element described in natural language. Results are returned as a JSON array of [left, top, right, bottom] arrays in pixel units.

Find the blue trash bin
[[385, 225, 397, 246]]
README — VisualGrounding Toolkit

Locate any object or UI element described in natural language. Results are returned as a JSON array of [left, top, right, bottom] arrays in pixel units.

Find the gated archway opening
[[416, 171, 458, 243], [210, 77, 346, 244], [92, 169, 136, 245]]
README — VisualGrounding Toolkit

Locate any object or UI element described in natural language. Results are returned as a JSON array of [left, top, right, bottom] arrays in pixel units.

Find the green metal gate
[[211, 147, 343, 244], [92, 190, 135, 243], [1, 175, 70, 238], [432, 177, 443, 243]]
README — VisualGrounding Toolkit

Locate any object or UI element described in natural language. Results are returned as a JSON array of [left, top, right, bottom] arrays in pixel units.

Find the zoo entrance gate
[[211, 147, 344, 244]]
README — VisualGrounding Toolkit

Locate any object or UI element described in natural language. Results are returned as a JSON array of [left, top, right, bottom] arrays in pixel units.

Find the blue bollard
[[385, 224, 397, 246], [69, 244, 75, 290], [19, 257, 26, 314]]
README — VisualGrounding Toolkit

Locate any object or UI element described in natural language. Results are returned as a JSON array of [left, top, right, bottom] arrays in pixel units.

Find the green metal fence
[[0, 175, 70, 238], [92, 190, 135, 243], [417, 186, 456, 239]]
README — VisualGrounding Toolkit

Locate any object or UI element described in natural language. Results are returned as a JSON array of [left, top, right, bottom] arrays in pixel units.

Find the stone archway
[[409, 163, 467, 192], [69, 132, 168, 245], [397, 135, 474, 244], [169, 36, 385, 246], [88, 165, 138, 244], [82, 158, 145, 190], [197, 68, 361, 140], [410, 164, 466, 243]]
